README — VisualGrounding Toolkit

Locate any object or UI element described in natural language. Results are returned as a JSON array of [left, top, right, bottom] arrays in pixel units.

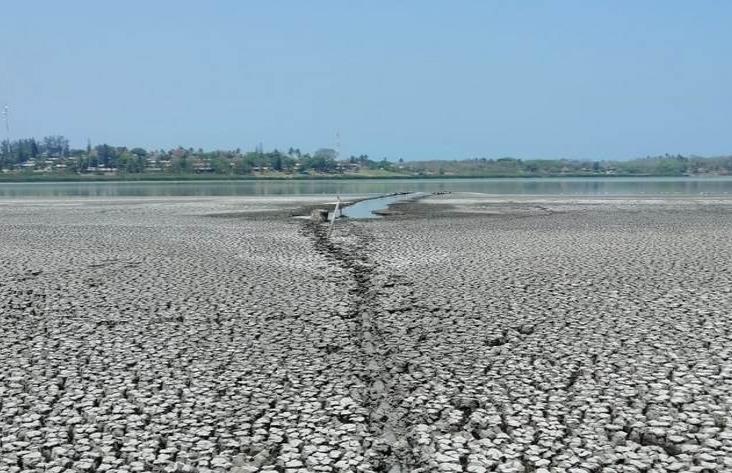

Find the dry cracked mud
[[1, 195, 731, 473]]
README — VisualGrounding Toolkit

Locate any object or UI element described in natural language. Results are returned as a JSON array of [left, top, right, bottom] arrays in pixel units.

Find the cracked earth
[[1, 196, 731, 473]]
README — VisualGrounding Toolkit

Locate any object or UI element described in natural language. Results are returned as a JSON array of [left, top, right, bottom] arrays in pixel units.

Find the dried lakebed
[[1, 195, 731, 473]]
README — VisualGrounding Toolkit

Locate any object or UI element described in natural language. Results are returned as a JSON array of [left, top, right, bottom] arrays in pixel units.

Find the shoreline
[[2, 192, 731, 204], [1, 174, 732, 183]]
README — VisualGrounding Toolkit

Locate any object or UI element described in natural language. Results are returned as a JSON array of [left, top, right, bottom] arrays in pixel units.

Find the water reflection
[[0, 177, 731, 199]]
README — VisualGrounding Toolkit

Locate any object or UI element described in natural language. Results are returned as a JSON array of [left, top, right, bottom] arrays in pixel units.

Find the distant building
[[86, 166, 118, 175], [336, 162, 360, 173], [192, 160, 214, 173]]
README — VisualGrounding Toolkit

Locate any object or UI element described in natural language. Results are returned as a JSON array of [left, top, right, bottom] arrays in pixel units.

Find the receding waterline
[[339, 193, 417, 219], [1, 177, 732, 199]]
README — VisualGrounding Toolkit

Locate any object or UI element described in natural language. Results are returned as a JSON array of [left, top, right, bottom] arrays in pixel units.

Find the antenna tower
[[336, 131, 341, 160], [2, 105, 9, 140]]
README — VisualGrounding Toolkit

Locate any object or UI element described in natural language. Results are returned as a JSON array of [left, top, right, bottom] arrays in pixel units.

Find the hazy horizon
[[1, 1, 730, 161]]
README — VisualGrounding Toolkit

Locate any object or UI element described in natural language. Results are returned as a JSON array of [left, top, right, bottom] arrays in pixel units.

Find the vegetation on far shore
[[2, 136, 731, 182]]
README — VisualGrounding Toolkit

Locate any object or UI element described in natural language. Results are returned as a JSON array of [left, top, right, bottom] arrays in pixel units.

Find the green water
[[0, 177, 731, 199]]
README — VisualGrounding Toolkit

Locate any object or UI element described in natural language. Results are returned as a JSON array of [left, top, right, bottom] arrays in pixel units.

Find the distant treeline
[[0, 137, 389, 176], [1, 136, 731, 178], [404, 155, 732, 177]]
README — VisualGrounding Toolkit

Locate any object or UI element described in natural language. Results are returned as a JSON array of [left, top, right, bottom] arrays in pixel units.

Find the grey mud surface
[[1, 194, 731, 473]]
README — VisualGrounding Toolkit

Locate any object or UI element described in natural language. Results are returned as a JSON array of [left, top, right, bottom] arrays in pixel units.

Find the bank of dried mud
[[1, 195, 731, 472]]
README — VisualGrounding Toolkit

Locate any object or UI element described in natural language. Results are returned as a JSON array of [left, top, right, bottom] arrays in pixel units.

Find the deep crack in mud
[[304, 220, 416, 472]]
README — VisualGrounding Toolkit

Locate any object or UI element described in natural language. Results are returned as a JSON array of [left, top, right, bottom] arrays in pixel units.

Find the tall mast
[[336, 131, 341, 160], [2, 105, 9, 141]]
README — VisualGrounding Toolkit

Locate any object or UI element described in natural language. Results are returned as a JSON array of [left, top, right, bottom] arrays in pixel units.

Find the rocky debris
[[0, 197, 730, 472], [311, 209, 330, 222]]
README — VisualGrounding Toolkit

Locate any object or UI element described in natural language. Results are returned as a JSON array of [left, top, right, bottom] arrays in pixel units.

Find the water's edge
[[2, 177, 732, 199]]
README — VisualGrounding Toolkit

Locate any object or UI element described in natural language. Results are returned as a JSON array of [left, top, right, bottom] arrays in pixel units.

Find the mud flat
[[1, 194, 731, 473]]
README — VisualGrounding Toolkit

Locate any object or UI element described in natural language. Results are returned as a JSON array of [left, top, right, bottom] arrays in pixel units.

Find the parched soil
[[0, 196, 731, 473]]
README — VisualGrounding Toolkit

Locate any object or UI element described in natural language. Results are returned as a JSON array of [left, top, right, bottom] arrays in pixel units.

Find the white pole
[[327, 195, 341, 237]]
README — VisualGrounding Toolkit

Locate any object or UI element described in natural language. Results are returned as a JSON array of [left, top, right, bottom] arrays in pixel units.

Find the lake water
[[338, 193, 418, 219], [0, 177, 731, 199]]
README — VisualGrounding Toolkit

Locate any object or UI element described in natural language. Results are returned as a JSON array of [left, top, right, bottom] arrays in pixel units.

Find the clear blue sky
[[1, 1, 730, 160]]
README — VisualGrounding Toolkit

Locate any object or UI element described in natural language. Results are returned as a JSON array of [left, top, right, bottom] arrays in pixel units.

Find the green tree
[[211, 158, 231, 174], [130, 147, 148, 158], [233, 158, 252, 175], [302, 149, 337, 172], [43, 136, 70, 157], [171, 155, 192, 174], [272, 153, 283, 171]]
